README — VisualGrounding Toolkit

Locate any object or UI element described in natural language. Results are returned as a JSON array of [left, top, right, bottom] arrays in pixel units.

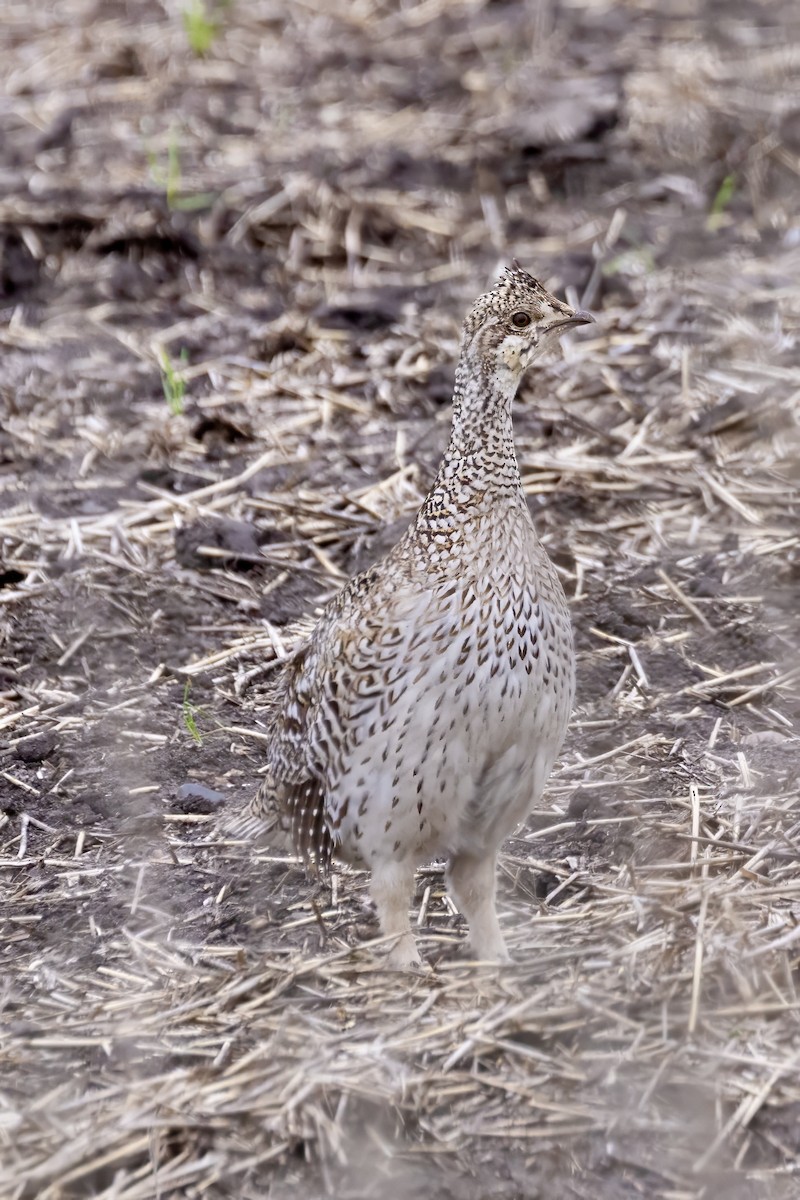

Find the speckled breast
[[328, 531, 575, 866], [442, 553, 574, 832]]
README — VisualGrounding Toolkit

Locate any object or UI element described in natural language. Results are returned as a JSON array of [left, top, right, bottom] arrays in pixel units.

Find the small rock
[[14, 731, 57, 763], [567, 790, 592, 819], [175, 782, 226, 814]]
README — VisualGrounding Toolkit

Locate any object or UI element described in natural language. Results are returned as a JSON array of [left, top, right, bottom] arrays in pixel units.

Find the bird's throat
[[437, 359, 524, 499]]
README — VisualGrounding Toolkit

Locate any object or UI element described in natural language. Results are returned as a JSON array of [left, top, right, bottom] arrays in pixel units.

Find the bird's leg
[[446, 849, 510, 963], [370, 860, 421, 970]]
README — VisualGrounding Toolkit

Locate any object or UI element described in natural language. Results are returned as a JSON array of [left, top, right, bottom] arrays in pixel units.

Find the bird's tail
[[214, 790, 294, 851]]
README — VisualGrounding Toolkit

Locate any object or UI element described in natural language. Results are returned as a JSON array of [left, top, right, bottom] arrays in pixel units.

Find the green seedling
[[182, 680, 203, 746], [160, 346, 189, 415], [146, 126, 182, 210], [707, 173, 736, 231], [183, 0, 217, 56], [147, 125, 216, 213]]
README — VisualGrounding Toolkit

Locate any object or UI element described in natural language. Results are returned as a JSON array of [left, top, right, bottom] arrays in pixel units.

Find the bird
[[242, 264, 593, 969]]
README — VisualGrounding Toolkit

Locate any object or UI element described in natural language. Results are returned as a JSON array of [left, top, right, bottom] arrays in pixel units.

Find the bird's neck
[[434, 356, 524, 499]]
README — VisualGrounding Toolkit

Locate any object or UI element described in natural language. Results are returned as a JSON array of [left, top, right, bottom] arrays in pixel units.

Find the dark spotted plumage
[[240, 265, 593, 968]]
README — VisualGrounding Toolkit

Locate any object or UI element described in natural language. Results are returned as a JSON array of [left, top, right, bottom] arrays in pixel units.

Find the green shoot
[[707, 173, 736, 231], [182, 680, 203, 746], [160, 346, 189, 415], [183, 1, 217, 56], [710, 173, 736, 216], [146, 125, 216, 212]]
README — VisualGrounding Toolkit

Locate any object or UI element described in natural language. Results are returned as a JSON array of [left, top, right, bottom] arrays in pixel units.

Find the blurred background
[[2, 0, 799, 395]]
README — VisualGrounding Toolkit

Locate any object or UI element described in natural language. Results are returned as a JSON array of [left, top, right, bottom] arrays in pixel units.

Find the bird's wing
[[255, 568, 450, 865]]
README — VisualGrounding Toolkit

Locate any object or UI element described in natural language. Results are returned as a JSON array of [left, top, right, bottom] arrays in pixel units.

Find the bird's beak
[[568, 309, 595, 327], [548, 309, 595, 332]]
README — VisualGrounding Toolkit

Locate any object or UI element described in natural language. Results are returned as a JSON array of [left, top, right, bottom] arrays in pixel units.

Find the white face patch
[[498, 333, 538, 375], [500, 335, 524, 368]]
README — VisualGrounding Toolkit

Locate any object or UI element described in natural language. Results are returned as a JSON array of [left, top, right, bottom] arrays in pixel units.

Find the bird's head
[[461, 262, 594, 382]]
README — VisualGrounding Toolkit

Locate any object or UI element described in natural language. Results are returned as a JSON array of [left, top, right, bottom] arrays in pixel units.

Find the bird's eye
[[511, 312, 531, 328]]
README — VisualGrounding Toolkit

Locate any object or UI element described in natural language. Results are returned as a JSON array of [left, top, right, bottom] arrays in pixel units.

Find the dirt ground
[[1, 1, 799, 1197]]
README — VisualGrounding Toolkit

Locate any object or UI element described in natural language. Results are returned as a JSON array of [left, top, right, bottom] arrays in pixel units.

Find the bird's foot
[[385, 933, 424, 972]]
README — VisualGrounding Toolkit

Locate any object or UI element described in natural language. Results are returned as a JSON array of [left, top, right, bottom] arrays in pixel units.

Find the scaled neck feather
[[435, 356, 524, 499]]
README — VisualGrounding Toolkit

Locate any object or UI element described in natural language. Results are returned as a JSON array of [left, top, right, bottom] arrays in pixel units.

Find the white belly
[[329, 573, 574, 867]]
